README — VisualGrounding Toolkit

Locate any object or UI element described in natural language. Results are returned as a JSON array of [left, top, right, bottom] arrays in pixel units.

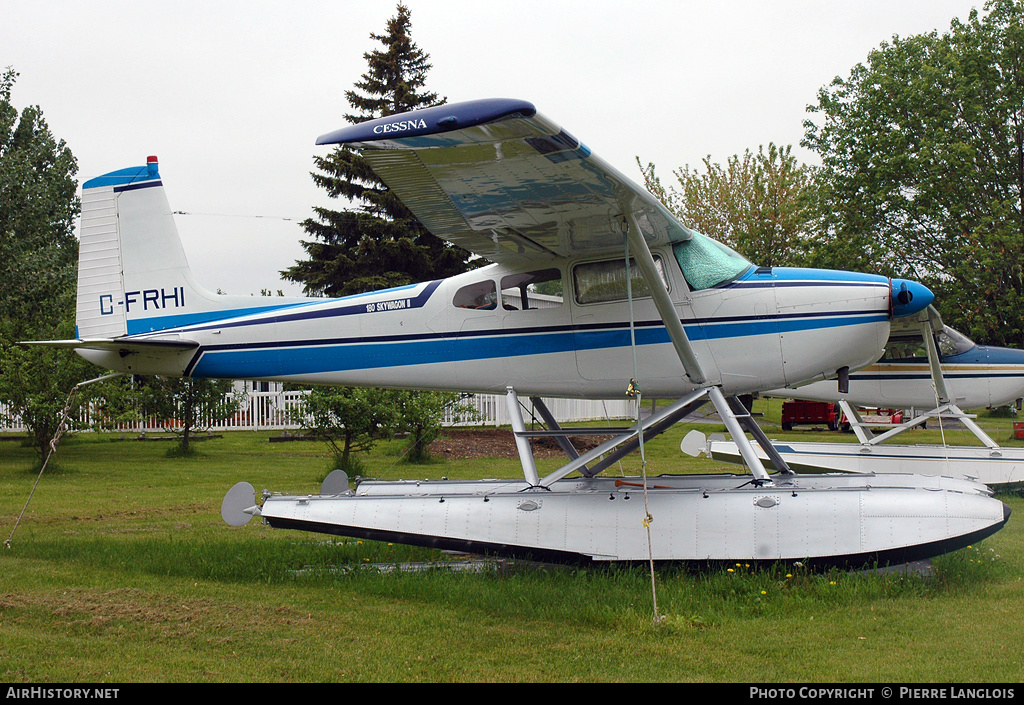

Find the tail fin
[[77, 157, 304, 338]]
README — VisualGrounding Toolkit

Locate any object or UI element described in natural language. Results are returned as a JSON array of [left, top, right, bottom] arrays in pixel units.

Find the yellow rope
[[624, 241, 663, 625]]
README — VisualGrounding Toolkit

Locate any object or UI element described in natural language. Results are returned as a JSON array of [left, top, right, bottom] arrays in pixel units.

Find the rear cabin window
[[573, 257, 666, 305], [453, 280, 497, 310], [500, 269, 563, 310]]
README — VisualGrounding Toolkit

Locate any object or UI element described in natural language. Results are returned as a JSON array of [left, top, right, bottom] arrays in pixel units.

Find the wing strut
[[503, 207, 788, 487], [920, 312, 950, 405], [622, 209, 774, 482], [623, 211, 706, 385], [839, 306, 1000, 450], [528, 396, 589, 473]]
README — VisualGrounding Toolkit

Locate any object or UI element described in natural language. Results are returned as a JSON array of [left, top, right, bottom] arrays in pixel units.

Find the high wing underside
[[316, 99, 693, 268]]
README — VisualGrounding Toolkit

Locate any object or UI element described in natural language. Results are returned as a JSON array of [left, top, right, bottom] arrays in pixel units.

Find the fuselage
[[76, 251, 898, 399], [767, 332, 1024, 410]]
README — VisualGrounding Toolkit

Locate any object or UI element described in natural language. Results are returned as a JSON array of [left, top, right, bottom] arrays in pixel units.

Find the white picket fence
[[0, 390, 633, 434], [443, 394, 633, 429]]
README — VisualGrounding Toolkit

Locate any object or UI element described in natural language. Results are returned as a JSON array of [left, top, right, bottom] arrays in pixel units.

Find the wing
[[316, 99, 693, 268]]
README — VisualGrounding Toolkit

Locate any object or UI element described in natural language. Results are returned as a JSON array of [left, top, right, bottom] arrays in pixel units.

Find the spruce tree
[[283, 3, 470, 297]]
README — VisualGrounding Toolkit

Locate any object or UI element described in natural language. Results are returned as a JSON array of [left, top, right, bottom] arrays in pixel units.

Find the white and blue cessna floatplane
[[39, 98, 1010, 567], [768, 309, 1024, 413], [691, 305, 1024, 488]]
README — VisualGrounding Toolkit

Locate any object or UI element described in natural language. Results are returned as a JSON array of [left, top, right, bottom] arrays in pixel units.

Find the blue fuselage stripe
[[188, 310, 887, 379], [126, 304, 305, 335], [126, 281, 437, 336]]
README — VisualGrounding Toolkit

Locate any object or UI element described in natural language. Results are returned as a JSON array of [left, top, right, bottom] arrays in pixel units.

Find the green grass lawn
[[1, 402, 1022, 683]]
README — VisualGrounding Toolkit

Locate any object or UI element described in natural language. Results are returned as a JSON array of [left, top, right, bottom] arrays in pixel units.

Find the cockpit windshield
[[671, 230, 753, 290], [936, 326, 976, 356], [882, 325, 976, 362]]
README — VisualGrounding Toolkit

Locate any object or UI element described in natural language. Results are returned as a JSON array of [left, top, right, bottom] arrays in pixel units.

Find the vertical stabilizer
[[77, 157, 209, 337], [76, 157, 309, 339]]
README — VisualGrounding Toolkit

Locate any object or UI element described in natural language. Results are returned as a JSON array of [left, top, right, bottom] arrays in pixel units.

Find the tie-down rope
[[4, 373, 124, 548], [624, 238, 663, 625]]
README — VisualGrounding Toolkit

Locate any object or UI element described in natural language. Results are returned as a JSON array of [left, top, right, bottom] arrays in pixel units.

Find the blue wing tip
[[316, 98, 537, 146]]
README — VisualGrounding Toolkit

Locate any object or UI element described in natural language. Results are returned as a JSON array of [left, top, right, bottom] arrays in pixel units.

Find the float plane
[[690, 306, 1024, 488], [766, 307, 1024, 411], [32, 98, 1010, 567]]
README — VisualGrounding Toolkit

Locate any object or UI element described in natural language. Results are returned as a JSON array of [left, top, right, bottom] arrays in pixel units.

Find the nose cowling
[[890, 278, 934, 319]]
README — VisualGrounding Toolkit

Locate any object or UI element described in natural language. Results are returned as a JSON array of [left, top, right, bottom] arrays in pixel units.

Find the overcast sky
[[3, 0, 983, 296]]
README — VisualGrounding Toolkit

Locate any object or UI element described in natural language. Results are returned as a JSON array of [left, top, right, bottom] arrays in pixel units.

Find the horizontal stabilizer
[[20, 337, 200, 351], [20, 336, 202, 377]]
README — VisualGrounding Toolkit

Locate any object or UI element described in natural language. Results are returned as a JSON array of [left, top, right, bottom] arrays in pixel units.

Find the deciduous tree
[[292, 386, 404, 473], [0, 68, 79, 335], [0, 68, 98, 459], [136, 377, 242, 456], [802, 0, 1024, 347], [395, 391, 473, 463], [638, 143, 814, 267]]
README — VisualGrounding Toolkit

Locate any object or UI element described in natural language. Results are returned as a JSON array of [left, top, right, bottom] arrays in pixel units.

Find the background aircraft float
[[35, 98, 1010, 567]]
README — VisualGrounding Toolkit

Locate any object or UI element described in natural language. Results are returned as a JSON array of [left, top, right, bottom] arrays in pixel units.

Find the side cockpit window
[[881, 335, 928, 361], [453, 280, 497, 310], [500, 269, 563, 310], [573, 257, 665, 305], [882, 327, 976, 362]]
